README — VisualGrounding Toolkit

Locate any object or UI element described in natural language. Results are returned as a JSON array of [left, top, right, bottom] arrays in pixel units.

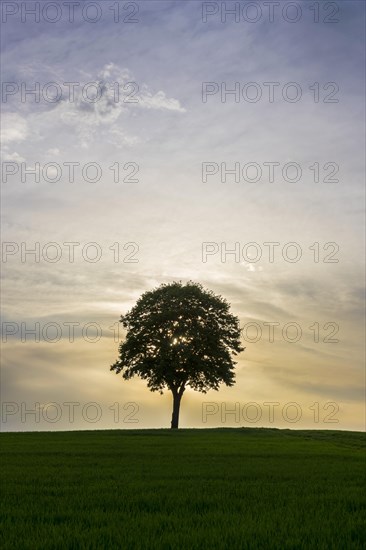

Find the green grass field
[[1, 428, 365, 549]]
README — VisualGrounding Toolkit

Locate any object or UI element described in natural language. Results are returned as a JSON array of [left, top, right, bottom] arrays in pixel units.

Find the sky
[[1, 0, 365, 431]]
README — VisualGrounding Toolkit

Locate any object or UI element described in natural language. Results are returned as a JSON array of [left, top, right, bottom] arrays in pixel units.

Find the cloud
[[0, 113, 28, 144], [46, 148, 60, 156], [138, 88, 186, 112], [1, 148, 26, 163], [9, 63, 186, 150]]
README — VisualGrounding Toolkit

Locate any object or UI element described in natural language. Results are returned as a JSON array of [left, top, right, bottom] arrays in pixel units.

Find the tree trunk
[[170, 389, 184, 429]]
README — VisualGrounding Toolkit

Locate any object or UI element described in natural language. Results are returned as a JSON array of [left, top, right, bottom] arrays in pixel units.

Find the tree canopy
[[110, 281, 244, 427]]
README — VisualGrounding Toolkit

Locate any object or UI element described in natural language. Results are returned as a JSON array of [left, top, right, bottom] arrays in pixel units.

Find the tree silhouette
[[110, 281, 244, 428]]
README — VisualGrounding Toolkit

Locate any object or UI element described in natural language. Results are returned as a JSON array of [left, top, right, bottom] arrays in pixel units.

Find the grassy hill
[[1, 428, 365, 549]]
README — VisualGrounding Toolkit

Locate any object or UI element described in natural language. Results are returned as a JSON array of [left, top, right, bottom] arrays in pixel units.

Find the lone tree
[[110, 281, 244, 428]]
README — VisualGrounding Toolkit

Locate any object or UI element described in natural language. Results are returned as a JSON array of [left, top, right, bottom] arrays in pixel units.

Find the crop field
[[1, 428, 365, 549]]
